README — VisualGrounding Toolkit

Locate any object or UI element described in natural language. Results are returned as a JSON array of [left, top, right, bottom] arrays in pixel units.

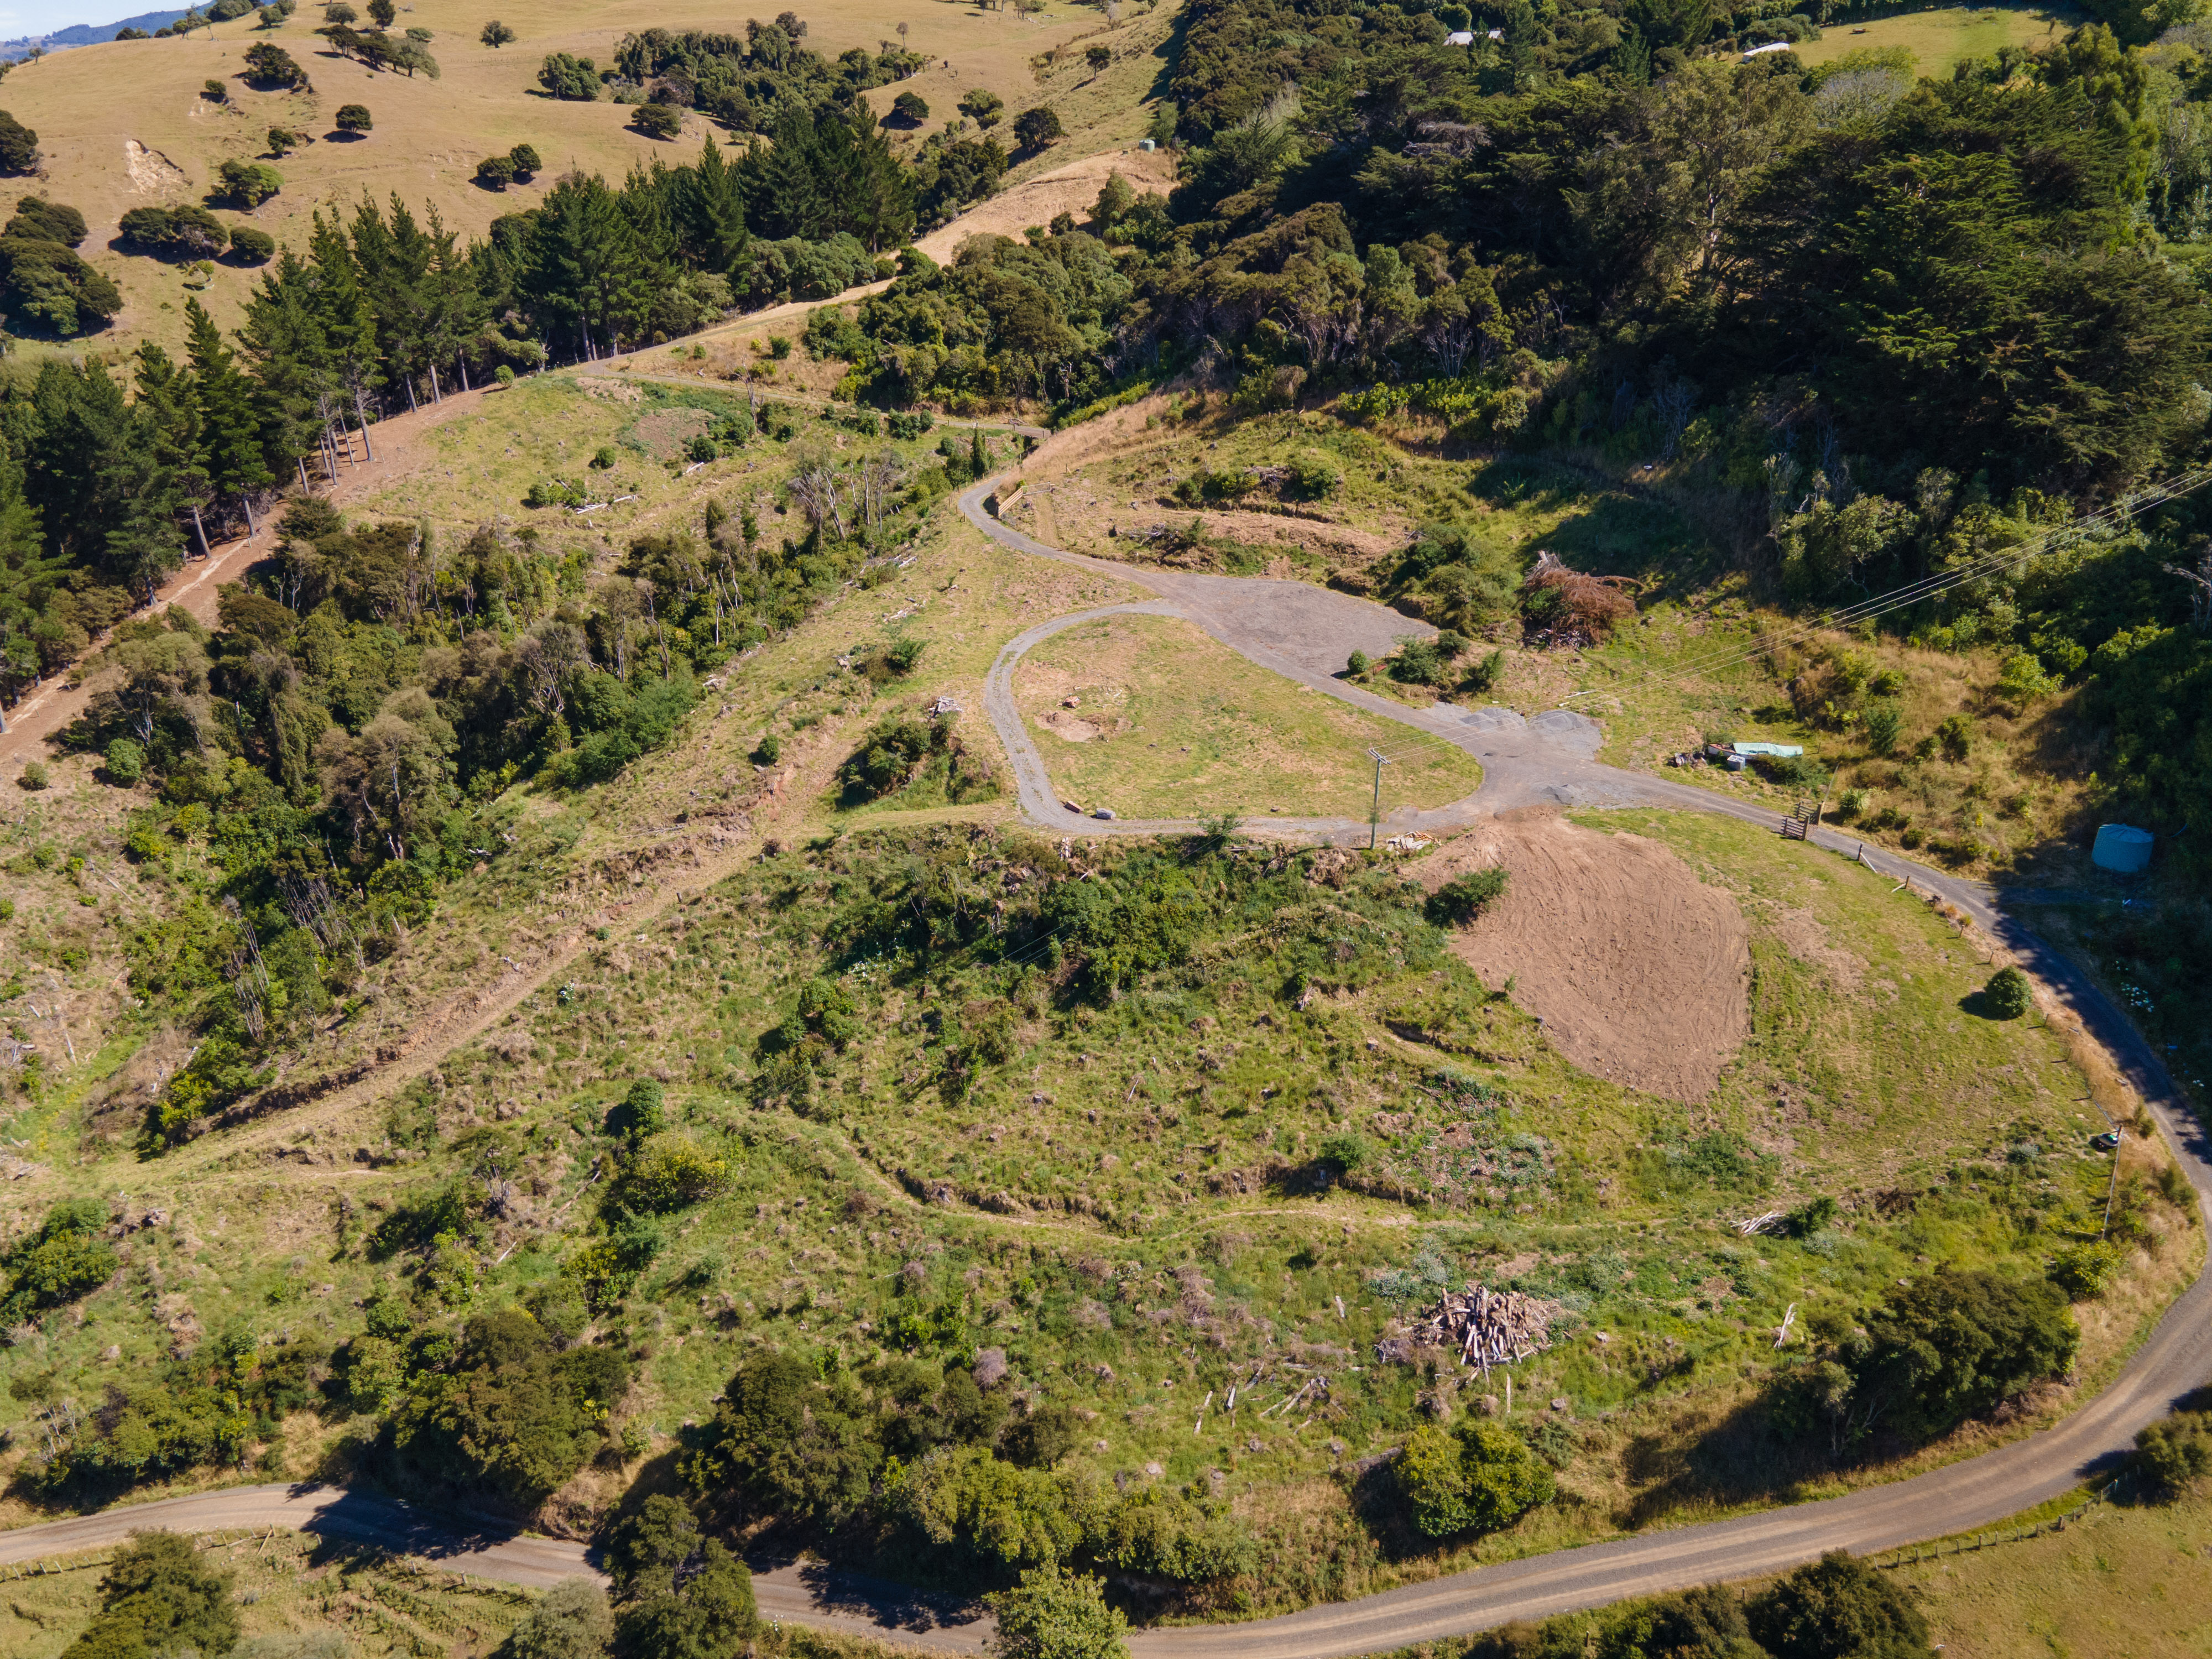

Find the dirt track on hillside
[[1419, 812, 1753, 1103]]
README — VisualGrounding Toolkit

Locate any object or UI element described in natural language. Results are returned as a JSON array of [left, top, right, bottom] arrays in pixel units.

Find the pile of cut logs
[[1375, 1284, 1559, 1374]]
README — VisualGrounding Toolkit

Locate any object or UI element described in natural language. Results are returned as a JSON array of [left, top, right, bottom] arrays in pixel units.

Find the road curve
[[2, 477, 2203, 1657]]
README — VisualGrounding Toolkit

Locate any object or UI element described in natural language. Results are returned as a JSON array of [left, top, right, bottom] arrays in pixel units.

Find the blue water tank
[[2092, 823, 2153, 874]]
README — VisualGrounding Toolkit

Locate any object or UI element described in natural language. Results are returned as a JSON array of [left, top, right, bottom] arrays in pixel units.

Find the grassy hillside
[[0, 0, 1180, 361]]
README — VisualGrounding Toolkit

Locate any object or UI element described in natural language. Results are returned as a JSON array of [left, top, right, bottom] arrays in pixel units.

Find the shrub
[[217, 159, 284, 207], [243, 40, 307, 85], [1398, 1420, 1556, 1537], [613, 1135, 731, 1214], [228, 226, 276, 263], [538, 51, 599, 99], [633, 102, 682, 139], [5, 197, 87, 246], [1345, 649, 1369, 675], [103, 739, 147, 785], [481, 19, 517, 47], [267, 125, 304, 155], [1390, 637, 1451, 686], [1462, 648, 1506, 692], [1013, 105, 1064, 150], [1983, 965, 2031, 1018], [958, 88, 1004, 129], [120, 205, 231, 259], [2132, 1413, 2212, 1499], [1427, 867, 1508, 925], [2048, 1239, 2120, 1300], [18, 760, 49, 790], [388, 1310, 629, 1506], [1285, 450, 1341, 498], [1848, 1268, 2077, 1443], [1747, 1551, 1932, 1658], [204, 79, 230, 102], [1936, 712, 1973, 762], [988, 1563, 1127, 1659], [476, 154, 518, 189], [60, 1531, 239, 1659], [505, 1578, 612, 1659], [767, 333, 794, 359], [0, 110, 40, 174], [1861, 700, 1901, 755], [2, 1199, 121, 1323], [1315, 1131, 1369, 1175], [752, 734, 782, 765], [335, 103, 373, 132], [509, 142, 541, 178]]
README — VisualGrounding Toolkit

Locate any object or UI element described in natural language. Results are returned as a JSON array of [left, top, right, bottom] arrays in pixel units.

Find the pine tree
[[682, 133, 752, 277], [20, 358, 128, 564], [185, 298, 272, 534], [240, 248, 338, 479], [525, 173, 656, 355]]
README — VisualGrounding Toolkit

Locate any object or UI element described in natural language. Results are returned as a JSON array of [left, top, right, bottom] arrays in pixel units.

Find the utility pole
[[1367, 748, 1390, 849]]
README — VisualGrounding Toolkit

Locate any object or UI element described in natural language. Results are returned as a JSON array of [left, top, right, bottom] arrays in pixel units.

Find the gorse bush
[[1397, 1418, 1556, 1537]]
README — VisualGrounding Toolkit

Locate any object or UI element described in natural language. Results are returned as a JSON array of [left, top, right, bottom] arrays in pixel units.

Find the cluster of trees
[[474, 142, 542, 190], [601, 17, 926, 133], [56, 1531, 241, 1659], [383, 1307, 632, 1507], [0, 1199, 118, 1327], [0, 197, 118, 336], [0, 107, 40, 171], [1767, 1268, 2078, 1459], [320, 6, 441, 78], [1464, 1553, 1934, 1658], [27, 1322, 330, 1495], [681, 1348, 1252, 1585], [827, 234, 1137, 412]]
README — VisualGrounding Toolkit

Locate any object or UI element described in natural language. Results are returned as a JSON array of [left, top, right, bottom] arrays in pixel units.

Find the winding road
[[3, 474, 2204, 1657]]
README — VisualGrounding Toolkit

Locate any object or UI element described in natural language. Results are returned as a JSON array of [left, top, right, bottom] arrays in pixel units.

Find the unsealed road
[[1, 478, 2204, 1659]]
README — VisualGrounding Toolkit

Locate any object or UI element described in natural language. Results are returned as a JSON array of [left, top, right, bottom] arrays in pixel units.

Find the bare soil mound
[[1421, 812, 1751, 1102]]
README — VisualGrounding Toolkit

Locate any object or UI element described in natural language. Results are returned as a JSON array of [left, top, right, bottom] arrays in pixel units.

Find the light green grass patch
[[1793, 5, 2074, 78], [1015, 612, 1484, 819]]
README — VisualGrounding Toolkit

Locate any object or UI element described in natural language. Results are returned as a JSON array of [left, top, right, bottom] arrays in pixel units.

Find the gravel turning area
[[1422, 811, 1752, 1102]]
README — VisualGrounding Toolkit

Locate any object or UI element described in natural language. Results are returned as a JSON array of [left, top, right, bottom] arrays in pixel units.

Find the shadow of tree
[[1616, 1393, 1841, 1530]]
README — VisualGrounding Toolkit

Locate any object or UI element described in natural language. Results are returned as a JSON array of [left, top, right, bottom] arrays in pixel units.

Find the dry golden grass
[[1, 0, 1181, 362]]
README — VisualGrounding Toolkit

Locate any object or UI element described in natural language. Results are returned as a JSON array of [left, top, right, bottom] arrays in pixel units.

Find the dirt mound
[[1421, 812, 1750, 1102]]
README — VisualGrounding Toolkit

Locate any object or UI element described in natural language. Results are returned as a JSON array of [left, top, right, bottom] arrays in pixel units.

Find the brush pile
[[1522, 549, 1638, 645], [1374, 1283, 1562, 1374]]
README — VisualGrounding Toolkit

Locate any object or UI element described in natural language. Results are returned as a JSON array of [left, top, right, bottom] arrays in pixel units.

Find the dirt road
[[6, 473, 2204, 1656]]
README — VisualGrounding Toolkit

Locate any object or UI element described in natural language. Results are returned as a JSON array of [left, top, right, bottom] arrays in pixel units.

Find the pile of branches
[[1521, 549, 1638, 645], [1375, 1283, 1561, 1375]]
